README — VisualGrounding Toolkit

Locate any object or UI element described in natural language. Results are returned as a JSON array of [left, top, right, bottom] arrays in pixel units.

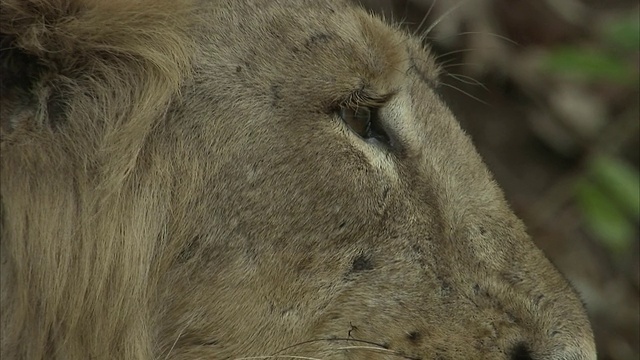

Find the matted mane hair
[[1, 0, 194, 358]]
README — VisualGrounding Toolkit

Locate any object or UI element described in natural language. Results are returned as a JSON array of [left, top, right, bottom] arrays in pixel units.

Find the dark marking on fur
[[270, 84, 282, 107], [510, 342, 533, 360], [407, 330, 422, 343], [348, 322, 358, 338], [235, 65, 242, 73], [305, 33, 332, 49], [501, 271, 524, 286], [382, 186, 390, 200], [438, 276, 452, 296], [350, 253, 374, 272], [177, 235, 203, 263], [473, 283, 480, 294], [533, 294, 544, 306]]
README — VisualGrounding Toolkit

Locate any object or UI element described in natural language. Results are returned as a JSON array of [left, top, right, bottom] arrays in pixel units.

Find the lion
[[0, 0, 596, 359]]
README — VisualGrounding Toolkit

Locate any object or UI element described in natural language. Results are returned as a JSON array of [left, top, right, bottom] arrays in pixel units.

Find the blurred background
[[357, 1, 639, 359]]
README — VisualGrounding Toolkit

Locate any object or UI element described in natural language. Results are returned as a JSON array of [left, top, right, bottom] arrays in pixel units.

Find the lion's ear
[[0, 1, 86, 136], [0, 0, 194, 141]]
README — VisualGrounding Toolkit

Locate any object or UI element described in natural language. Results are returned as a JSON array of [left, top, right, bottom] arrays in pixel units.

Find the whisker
[[446, 73, 488, 90], [424, 0, 437, 24], [435, 48, 490, 61], [395, 14, 410, 30], [421, 0, 469, 41], [406, 51, 473, 69], [392, 2, 422, 32], [439, 61, 482, 69], [437, 31, 519, 47], [334, 345, 415, 358], [439, 82, 488, 105], [273, 337, 390, 356], [413, 0, 438, 38]]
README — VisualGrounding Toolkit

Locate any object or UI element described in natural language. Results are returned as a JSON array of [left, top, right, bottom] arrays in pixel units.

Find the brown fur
[[1, 1, 596, 359]]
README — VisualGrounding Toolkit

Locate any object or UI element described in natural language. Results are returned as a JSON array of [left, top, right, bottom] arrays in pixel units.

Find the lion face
[[0, 0, 596, 359]]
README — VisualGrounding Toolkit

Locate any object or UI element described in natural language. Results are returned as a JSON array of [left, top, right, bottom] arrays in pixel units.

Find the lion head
[[1, 0, 596, 359]]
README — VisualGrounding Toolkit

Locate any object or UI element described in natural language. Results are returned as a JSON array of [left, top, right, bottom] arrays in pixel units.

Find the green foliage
[[603, 14, 640, 52], [541, 13, 640, 251], [542, 12, 639, 85], [575, 156, 640, 253], [543, 47, 632, 84], [590, 155, 640, 218]]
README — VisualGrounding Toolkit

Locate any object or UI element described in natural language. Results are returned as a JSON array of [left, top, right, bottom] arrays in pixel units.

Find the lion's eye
[[340, 106, 371, 137], [339, 106, 390, 144]]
